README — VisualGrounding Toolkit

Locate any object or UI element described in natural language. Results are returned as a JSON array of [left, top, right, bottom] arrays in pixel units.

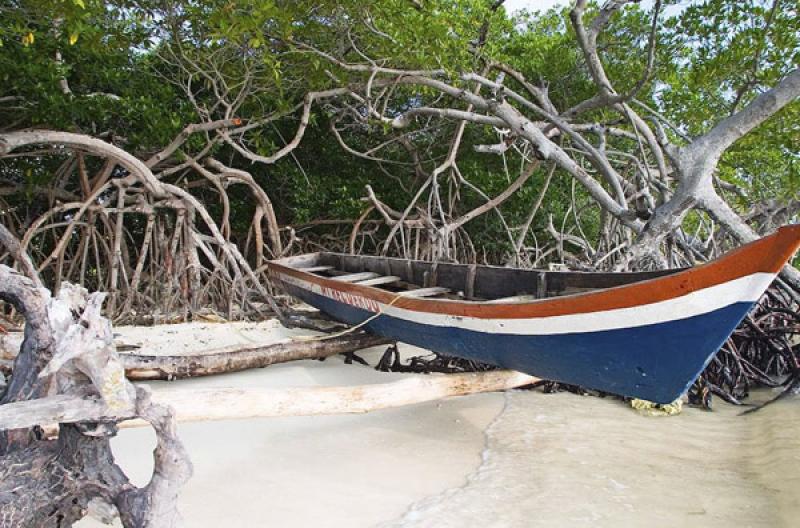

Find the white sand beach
[[76, 321, 799, 528]]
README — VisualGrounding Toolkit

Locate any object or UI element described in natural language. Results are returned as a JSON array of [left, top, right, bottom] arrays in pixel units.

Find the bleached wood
[[145, 370, 537, 423], [0, 394, 115, 430], [0, 370, 537, 430], [401, 287, 451, 298], [486, 295, 539, 304], [356, 275, 401, 286], [332, 272, 380, 282], [121, 333, 390, 380], [0, 264, 192, 527], [2, 332, 391, 380], [298, 265, 334, 273]]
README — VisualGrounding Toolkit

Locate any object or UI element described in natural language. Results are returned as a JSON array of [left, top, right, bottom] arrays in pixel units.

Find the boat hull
[[280, 281, 756, 403], [268, 225, 800, 403]]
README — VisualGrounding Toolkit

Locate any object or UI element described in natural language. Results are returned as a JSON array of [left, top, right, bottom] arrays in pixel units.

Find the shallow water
[[73, 321, 799, 527], [386, 390, 799, 528]]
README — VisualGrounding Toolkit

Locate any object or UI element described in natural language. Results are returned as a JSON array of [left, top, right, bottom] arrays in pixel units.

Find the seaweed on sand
[[375, 344, 499, 374]]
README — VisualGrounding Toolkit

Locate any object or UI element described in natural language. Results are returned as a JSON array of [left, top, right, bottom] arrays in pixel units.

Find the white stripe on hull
[[278, 272, 775, 336]]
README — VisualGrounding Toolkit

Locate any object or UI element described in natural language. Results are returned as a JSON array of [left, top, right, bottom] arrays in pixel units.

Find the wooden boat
[[266, 225, 800, 403]]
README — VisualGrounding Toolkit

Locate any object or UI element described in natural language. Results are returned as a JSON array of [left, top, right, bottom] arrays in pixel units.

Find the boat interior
[[276, 252, 682, 303]]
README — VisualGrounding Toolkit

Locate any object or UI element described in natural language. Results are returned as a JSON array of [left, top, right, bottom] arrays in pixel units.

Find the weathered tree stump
[[0, 265, 192, 527]]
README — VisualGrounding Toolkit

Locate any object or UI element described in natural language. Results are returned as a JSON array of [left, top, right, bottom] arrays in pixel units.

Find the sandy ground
[[76, 321, 798, 528]]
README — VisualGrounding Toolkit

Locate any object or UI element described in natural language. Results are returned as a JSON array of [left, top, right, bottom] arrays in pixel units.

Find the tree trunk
[[122, 333, 390, 380], [0, 370, 538, 430]]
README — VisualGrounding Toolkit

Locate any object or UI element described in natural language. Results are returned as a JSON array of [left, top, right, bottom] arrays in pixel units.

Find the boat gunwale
[[267, 225, 800, 319], [273, 256, 681, 306]]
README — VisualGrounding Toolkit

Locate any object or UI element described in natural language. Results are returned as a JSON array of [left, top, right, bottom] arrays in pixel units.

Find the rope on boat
[[293, 294, 404, 342]]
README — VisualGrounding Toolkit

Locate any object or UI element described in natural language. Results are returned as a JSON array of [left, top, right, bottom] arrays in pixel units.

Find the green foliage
[[658, 0, 800, 200], [0, 1, 192, 157], [1, 0, 797, 263]]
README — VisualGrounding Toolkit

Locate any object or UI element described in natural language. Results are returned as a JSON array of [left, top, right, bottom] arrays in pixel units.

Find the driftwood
[[121, 332, 390, 380], [0, 370, 538, 431], [2, 332, 390, 381], [0, 264, 192, 527]]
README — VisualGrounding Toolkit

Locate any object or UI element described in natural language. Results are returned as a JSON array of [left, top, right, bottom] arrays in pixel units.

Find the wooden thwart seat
[[297, 265, 333, 273], [355, 275, 402, 287], [399, 287, 451, 298], [332, 272, 380, 283], [486, 294, 539, 304]]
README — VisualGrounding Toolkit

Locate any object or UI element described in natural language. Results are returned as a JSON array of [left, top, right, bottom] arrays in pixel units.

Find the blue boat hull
[[283, 283, 754, 403]]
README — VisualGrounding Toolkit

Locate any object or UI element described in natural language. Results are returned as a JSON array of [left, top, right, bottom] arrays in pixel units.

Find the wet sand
[[77, 321, 798, 527], [388, 390, 799, 528]]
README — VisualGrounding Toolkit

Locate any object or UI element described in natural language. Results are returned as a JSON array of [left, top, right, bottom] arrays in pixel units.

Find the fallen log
[[137, 369, 537, 423], [0, 370, 538, 430], [120, 332, 391, 380], [2, 331, 391, 380]]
